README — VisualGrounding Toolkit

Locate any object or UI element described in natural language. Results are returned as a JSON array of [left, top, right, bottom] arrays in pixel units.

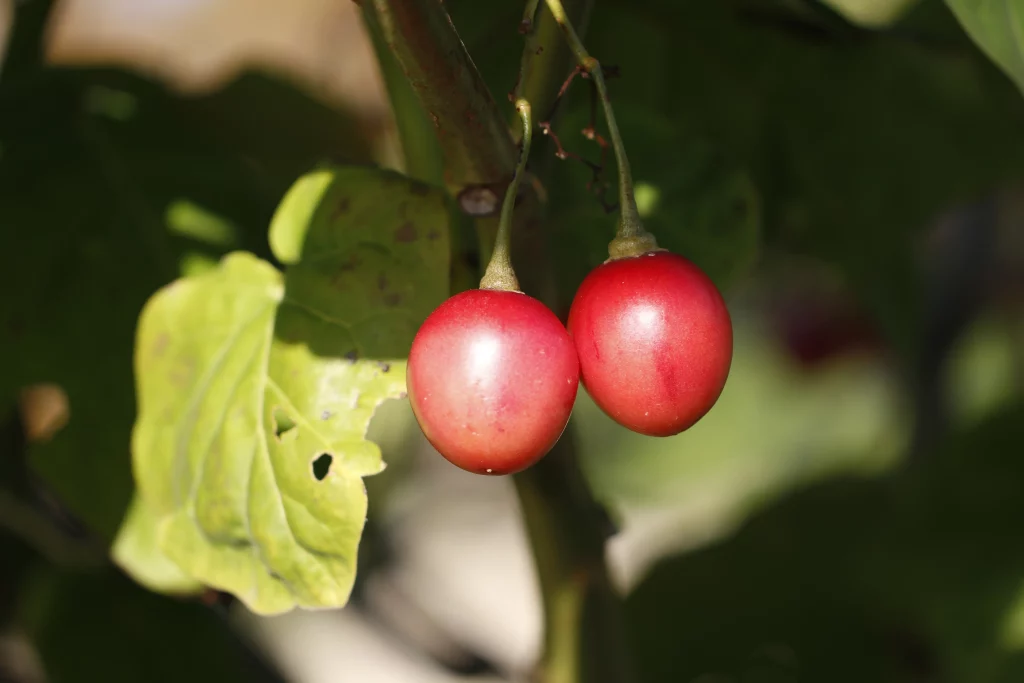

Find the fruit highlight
[[407, 288, 579, 474], [568, 250, 733, 436]]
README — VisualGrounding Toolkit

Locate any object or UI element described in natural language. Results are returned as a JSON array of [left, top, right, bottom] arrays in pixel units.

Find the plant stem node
[[607, 233, 661, 261]]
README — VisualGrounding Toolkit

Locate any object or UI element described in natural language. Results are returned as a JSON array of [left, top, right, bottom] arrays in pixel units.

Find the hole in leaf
[[312, 453, 333, 481], [273, 408, 297, 439]]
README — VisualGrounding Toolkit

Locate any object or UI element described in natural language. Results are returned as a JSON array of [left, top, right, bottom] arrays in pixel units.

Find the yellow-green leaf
[[111, 494, 204, 596], [119, 167, 450, 614]]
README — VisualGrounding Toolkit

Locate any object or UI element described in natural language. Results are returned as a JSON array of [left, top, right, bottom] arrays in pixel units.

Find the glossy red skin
[[568, 251, 733, 437], [407, 289, 579, 475]]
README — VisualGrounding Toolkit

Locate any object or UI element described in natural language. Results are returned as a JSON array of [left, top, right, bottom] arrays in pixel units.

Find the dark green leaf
[[0, 61, 376, 539], [626, 402, 1024, 683], [22, 566, 280, 683]]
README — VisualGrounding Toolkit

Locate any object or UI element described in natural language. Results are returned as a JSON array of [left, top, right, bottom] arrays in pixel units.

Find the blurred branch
[[0, 0, 54, 83], [906, 199, 996, 466], [0, 491, 107, 569], [0, 412, 106, 569], [515, 431, 633, 683]]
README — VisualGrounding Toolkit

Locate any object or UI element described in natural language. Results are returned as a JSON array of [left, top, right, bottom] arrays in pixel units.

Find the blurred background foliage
[[1, 0, 1023, 681]]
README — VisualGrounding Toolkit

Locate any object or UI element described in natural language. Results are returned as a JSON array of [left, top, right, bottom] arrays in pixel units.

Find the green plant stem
[[514, 430, 633, 683], [514, 0, 594, 145], [542, 0, 658, 259], [361, 4, 444, 186], [480, 100, 533, 292], [367, 0, 517, 193]]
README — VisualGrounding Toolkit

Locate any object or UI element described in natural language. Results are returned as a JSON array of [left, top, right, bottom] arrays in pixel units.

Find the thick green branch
[[366, 0, 517, 192], [515, 430, 633, 683], [361, 5, 444, 186]]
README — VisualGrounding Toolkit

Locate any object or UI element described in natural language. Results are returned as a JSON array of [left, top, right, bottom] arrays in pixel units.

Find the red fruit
[[407, 289, 579, 475], [567, 250, 732, 437]]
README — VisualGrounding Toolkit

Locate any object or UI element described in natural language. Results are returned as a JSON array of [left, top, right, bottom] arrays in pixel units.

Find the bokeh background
[[2, 0, 1023, 682]]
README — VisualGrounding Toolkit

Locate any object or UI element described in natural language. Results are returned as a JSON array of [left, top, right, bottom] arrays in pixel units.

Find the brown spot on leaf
[[427, 229, 440, 241], [376, 361, 391, 373], [394, 222, 417, 243], [331, 197, 351, 223], [152, 333, 170, 357], [169, 359, 196, 389], [384, 293, 402, 306], [377, 273, 389, 291]]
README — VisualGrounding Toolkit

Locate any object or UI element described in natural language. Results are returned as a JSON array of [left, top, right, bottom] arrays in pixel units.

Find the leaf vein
[[173, 299, 274, 510]]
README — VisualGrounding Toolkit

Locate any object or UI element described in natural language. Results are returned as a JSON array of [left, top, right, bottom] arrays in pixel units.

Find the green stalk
[[366, 0, 516, 192], [542, 0, 658, 259], [480, 100, 533, 292], [514, 428, 634, 683], [361, 4, 444, 186], [514, 0, 594, 149]]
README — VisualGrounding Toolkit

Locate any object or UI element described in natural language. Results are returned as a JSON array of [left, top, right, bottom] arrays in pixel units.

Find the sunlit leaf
[[111, 494, 203, 596], [122, 167, 450, 613]]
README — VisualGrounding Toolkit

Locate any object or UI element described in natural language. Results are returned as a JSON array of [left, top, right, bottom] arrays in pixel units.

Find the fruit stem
[[480, 99, 533, 292], [542, 0, 658, 260]]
